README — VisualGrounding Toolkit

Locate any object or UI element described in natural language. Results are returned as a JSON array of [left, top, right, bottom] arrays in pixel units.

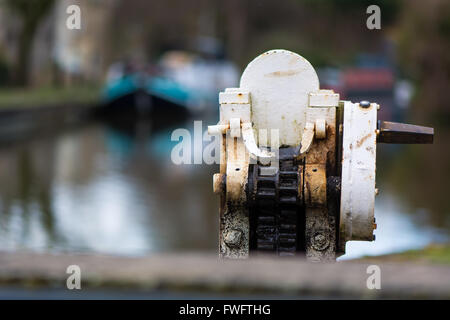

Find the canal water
[[0, 114, 448, 259]]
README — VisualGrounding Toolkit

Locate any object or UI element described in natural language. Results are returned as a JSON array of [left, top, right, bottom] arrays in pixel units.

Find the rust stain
[[356, 133, 371, 148], [265, 69, 301, 77], [366, 146, 374, 154], [304, 165, 326, 207]]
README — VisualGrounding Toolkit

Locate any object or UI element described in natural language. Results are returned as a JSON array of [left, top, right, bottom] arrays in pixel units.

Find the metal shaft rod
[[377, 120, 434, 144]]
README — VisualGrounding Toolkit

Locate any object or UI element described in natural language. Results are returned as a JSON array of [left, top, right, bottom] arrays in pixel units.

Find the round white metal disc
[[240, 49, 319, 147]]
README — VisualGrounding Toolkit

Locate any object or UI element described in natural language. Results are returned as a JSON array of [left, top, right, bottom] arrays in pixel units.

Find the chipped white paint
[[300, 122, 315, 154], [240, 50, 320, 147], [208, 124, 229, 135], [315, 118, 327, 139], [241, 122, 274, 158], [229, 118, 241, 138], [340, 101, 377, 244], [309, 90, 340, 107], [219, 89, 250, 104]]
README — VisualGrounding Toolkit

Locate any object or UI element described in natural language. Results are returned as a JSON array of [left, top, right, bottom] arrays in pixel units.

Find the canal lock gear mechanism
[[208, 50, 434, 262]]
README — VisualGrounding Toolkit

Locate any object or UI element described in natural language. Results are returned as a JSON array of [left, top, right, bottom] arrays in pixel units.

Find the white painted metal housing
[[340, 101, 377, 244], [240, 49, 319, 147]]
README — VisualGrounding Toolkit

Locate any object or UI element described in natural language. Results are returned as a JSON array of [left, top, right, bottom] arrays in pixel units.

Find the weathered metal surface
[[340, 101, 377, 246], [299, 122, 315, 154], [215, 88, 253, 258], [221, 133, 249, 258], [219, 88, 251, 123], [207, 123, 229, 135], [304, 164, 327, 207], [241, 122, 274, 158], [219, 89, 250, 105], [210, 49, 434, 262], [229, 117, 241, 138], [304, 106, 337, 262], [240, 50, 319, 147], [305, 106, 338, 174], [377, 120, 434, 144], [305, 208, 336, 262], [213, 173, 226, 194], [315, 118, 327, 139], [309, 90, 340, 107]]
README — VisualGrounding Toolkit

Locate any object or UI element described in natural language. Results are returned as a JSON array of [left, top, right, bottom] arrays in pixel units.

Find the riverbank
[[0, 85, 100, 110], [356, 244, 450, 265], [0, 85, 101, 145]]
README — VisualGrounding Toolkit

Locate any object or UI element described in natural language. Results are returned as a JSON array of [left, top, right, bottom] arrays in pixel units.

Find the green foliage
[[360, 244, 450, 265], [0, 85, 100, 109]]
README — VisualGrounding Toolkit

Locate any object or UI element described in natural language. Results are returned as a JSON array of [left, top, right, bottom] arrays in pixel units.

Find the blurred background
[[0, 0, 448, 262]]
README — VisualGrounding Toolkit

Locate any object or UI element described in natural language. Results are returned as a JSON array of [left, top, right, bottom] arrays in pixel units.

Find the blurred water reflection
[[0, 119, 218, 255], [0, 116, 447, 259]]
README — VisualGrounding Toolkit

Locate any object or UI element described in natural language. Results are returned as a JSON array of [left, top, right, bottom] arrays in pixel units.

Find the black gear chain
[[247, 146, 305, 255]]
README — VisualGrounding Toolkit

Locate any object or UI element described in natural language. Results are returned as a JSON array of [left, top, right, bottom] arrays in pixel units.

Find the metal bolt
[[312, 232, 329, 251], [359, 101, 371, 108], [375, 188, 379, 195], [224, 229, 243, 248]]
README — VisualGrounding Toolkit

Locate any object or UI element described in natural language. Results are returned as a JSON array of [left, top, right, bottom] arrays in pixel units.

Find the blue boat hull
[[100, 74, 197, 117], [97, 88, 190, 122]]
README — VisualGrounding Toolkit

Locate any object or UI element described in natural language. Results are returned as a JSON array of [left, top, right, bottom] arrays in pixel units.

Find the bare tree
[[5, 0, 55, 86]]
